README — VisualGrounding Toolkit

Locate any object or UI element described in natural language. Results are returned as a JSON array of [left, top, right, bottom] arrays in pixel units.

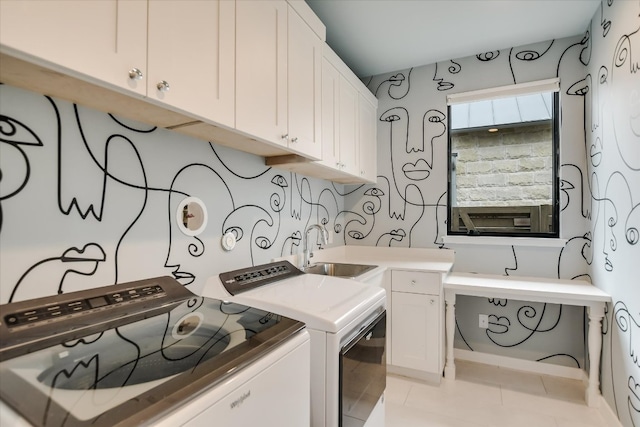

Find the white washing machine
[[0, 276, 310, 427], [203, 260, 387, 427]]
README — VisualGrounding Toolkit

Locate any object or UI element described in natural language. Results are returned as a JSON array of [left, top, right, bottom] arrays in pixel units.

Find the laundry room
[[0, 1, 637, 426]]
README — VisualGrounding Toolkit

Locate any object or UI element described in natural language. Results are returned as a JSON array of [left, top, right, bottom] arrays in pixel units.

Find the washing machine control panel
[[4, 284, 166, 329], [220, 260, 303, 295], [0, 276, 195, 361]]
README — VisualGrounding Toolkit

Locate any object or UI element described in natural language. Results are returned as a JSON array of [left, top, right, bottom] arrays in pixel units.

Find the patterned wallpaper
[[0, 83, 344, 302], [586, 2, 639, 426], [0, 1, 637, 424], [352, 34, 590, 369], [343, 1, 638, 424]]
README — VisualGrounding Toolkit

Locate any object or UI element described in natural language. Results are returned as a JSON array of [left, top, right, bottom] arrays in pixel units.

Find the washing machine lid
[[0, 276, 304, 427], [205, 262, 386, 333]]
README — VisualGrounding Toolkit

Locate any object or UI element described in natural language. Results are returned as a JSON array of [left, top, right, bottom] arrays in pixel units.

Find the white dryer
[[204, 260, 387, 427]]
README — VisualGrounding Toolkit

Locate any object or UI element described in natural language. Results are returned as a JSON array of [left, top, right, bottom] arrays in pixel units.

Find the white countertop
[[203, 272, 385, 333], [444, 272, 611, 305], [285, 245, 455, 281]]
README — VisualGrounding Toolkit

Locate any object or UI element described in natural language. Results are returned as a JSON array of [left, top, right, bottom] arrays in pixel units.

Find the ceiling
[[305, 0, 600, 78]]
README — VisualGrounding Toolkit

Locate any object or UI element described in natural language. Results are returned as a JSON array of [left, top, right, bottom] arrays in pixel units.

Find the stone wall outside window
[[451, 123, 553, 207]]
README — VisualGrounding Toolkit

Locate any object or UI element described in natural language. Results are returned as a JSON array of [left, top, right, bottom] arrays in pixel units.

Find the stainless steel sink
[[303, 262, 378, 279]]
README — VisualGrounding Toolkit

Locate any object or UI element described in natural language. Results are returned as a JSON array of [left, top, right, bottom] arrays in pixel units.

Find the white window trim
[[447, 77, 561, 239], [441, 235, 567, 248], [446, 78, 560, 105]]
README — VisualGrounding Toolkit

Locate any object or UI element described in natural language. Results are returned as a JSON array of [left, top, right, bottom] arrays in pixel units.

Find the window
[[447, 79, 560, 237]]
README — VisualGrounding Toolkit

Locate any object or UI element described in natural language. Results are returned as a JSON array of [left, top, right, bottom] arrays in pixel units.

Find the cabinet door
[[359, 95, 378, 183], [338, 77, 359, 176], [147, 0, 235, 127], [287, 6, 322, 160], [320, 58, 340, 169], [0, 0, 147, 96], [391, 292, 439, 373], [236, 0, 288, 147]]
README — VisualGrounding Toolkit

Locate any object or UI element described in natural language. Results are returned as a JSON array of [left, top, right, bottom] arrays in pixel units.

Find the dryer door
[[340, 311, 386, 427]]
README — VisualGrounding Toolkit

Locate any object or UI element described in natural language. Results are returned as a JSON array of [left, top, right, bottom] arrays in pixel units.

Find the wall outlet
[[479, 314, 489, 329]]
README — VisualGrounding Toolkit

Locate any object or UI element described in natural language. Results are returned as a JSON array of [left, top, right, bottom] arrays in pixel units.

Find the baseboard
[[597, 395, 623, 427], [454, 349, 587, 381], [387, 364, 442, 385]]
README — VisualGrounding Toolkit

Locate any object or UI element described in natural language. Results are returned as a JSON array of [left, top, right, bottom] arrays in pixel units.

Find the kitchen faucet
[[302, 224, 328, 269]]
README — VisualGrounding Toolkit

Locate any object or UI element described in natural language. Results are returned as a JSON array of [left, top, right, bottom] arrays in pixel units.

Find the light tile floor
[[385, 360, 611, 427]]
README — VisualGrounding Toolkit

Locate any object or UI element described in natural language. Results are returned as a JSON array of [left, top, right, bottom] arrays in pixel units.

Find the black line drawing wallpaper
[[585, 3, 640, 426], [356, 34, 592, 369], [0, 1, 637, 425], [356, 1, 637, 424], [0, 83, 344, 303]]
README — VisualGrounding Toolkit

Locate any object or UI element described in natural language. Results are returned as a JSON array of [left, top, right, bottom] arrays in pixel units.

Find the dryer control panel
[[219, 261, 303, 295]]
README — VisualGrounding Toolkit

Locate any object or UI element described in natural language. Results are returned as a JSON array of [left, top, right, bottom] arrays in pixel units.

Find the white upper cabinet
[[320, 58, 340, 170], [0, 0, 234, 127], [2, 0, 378, 182], [0, 0, 147, 96], [236, 1, 288, 148], [358, 94, 378, 183], [338, 77, 360, 176], [320, 53, 359, 176], [147, 0, 235, 127], [236, 0, 323, 160], [316, 44, 378, 183], [286, 5, 322, 160]]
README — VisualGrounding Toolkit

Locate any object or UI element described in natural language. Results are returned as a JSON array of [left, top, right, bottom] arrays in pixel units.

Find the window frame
[[446, 80, 560, 239]]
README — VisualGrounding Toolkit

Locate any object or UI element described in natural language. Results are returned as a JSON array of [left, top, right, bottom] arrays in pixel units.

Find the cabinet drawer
[[391, 270, 440, 295]]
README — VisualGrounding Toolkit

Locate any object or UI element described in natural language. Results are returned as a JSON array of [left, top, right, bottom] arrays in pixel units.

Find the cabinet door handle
[[128, 68, 143, 80], [411, 280, 416, 285], [291, 137, 298, 143], [156, 80, 170, 92], [281, 133, 289, 140], [429, 299, 435, 305]]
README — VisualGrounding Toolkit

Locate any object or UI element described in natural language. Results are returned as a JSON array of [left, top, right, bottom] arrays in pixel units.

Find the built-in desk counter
[[443, 272, 611, 407]]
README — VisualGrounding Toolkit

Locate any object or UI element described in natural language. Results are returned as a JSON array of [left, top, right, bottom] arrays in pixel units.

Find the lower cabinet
[[391, 292, 440, 373], [389, 270, 444, 382]]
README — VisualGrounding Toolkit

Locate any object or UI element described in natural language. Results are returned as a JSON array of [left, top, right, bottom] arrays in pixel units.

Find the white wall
[[0, 84, 344, 302]]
